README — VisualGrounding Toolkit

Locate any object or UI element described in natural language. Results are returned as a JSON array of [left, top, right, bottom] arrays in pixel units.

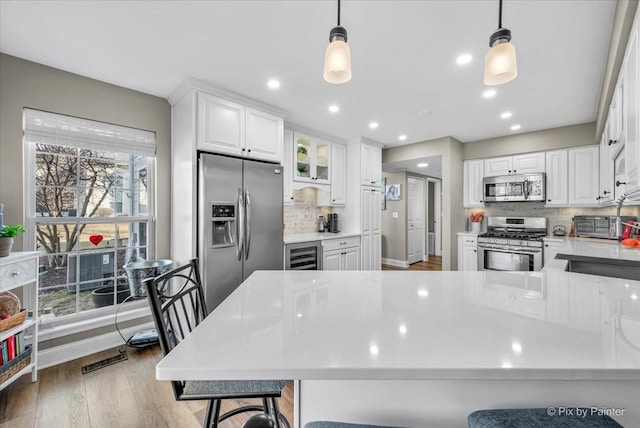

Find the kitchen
[[1, 1, 640, 427]]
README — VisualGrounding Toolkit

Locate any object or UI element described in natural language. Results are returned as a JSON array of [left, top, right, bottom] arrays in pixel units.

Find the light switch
[[393, 212, 399, 219]]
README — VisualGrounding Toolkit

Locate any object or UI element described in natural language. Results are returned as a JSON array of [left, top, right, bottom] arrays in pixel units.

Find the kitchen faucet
[[615, 194, 627, 240]]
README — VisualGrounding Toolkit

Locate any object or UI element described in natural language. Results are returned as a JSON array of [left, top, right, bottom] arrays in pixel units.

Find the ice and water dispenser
[[210, 202, 236, 247]]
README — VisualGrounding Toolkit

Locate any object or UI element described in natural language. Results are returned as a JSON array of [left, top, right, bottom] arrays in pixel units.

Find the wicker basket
[[0, 291, 21, 315], [0, 345, 32, 384], [0, 308, 27, 332]]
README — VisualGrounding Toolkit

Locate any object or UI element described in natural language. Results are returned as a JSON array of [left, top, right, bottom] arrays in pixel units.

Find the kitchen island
[[156, 270, 640, 427]]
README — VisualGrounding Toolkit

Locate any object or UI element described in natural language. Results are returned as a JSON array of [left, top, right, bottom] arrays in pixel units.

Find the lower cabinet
[[323, 237, 360, 271], [457, 233, 478, 271]]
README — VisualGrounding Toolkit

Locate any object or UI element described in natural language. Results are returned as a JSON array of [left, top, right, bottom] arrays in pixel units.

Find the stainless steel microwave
[[483, 173, 546, 202]]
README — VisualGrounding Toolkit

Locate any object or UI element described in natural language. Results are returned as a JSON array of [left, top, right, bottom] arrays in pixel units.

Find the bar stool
[[468, 408, 623, 427]]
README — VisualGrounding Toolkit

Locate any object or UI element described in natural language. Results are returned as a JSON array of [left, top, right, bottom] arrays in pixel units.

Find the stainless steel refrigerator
[[198, 153, 283, 310]]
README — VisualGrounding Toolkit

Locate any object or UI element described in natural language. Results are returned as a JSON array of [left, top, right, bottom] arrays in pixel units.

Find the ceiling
[[0, 1, 616, 149], [383, 156, 442, 179]]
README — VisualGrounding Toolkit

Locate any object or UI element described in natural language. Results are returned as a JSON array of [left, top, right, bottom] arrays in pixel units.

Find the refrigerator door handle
[[237, 187, 244, 261], [245, 188, 251, 260]]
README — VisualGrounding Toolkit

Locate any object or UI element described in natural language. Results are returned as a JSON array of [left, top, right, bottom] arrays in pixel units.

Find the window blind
[[23, 108, 156, 156]]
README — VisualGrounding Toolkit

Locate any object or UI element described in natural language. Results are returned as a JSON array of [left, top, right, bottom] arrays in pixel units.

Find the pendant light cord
[[498, 0, 503, 29], [337, 0, 341, 26]]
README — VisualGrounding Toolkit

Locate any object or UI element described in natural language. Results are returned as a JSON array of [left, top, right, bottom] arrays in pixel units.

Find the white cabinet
[[294, 133, 331, 185], [323, 237, 360, 271], [463, 159, 484, 208], [625, 14, 640, 198], [197, 92, 283, 163], [330, 143, 347, 205], [608, 73, 625, 159], [483, 156, 512, 177], [0, 252, 39, 391], [543, 238, 567, 266], [457, 233, 477, 271], [483, 153, 545, 177], [513, 152, 546, 174], [361, 143, 382, 186], [361, 188, 382, 270], [545, 149, 568, 206], [568, 146, 600, 206], [598, 123, 615, 204], [283, 129, 294, 204]]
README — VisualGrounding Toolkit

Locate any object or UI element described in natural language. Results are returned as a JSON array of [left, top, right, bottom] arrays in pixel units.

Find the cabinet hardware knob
[[608, 139, 617, 146], [603, 190, 610, 195], [596, 196, 602, 200], [242, 148, 246, 151], [473, 250, 476, 253], [11, 271, 20, 277], [545, 244, 549, 247], [508, 170, 512, 173], [513, 170, 517, 174], [247, 149, 251, 153], [332, 199, 335, 201], [548, 199, 551, 202], [616, 180, 626, 187], [290, 197, 294, 200]]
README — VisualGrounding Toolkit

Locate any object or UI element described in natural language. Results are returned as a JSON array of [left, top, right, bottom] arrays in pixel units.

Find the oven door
[[478, 244, 542, 271]]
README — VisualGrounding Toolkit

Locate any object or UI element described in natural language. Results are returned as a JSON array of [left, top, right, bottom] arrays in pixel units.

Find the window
[[23, 109, 156, 329]]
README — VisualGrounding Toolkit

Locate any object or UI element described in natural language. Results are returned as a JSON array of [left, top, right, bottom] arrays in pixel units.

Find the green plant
[[0, 224, 25, 238], [297, 146, 308, 156]]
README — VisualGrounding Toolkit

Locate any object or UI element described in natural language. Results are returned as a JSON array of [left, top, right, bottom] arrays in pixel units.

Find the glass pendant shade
[[484, 41, 518, 85], [324, 39, 352, 84]]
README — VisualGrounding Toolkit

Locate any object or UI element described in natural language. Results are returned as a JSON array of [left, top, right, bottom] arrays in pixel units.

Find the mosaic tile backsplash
[[284, 188, 334, 234], [465, 203, 640, 234]]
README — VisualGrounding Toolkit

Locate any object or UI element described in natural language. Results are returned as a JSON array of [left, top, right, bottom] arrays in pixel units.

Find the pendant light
[[324, 0, 352, 84], [484, 0, 518, 85]]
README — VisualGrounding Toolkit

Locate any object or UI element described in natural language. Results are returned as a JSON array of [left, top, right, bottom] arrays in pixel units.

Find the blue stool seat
[[468, 408, 623, 427], [305, 422, 406, 428]]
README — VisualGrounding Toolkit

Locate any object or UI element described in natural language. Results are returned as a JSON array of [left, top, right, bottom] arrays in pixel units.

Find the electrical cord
[[114, 294, 156, 353]]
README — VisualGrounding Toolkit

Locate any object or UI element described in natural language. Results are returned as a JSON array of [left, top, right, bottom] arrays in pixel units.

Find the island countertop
[[156, 270, 640, 382]]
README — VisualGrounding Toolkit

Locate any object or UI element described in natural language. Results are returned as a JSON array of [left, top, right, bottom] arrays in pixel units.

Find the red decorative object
[[89, 235, 103, 246]]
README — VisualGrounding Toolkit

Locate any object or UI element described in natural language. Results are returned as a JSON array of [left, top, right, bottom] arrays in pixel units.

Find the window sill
[[38, 300, 151, 342]]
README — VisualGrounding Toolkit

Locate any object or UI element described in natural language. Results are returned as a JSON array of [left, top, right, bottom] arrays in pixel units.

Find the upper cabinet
[[463, 159, 484, 208], [283, 129, 294, 204], [545, 149, 568, 206], [361, 143, 382, 186], [294, 133, 331, 184], [197, 92, 283, 163], [330, 143, 347, 205], [483, 152, 545, 177], [625, 13, 640, 198], [598, 122, 615, 204], [568, 146, 600, 206]]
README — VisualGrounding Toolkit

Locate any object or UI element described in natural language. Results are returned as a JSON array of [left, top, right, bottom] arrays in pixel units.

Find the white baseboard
[[381, 258, 409, 268], [38, 321, 155, 369]]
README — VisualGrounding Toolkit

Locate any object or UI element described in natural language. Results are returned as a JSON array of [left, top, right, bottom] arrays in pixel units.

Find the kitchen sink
[[555, 254, 640, 281]]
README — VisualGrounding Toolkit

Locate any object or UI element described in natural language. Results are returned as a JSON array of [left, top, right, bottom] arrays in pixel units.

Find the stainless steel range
[[477, 216, 547, 271]]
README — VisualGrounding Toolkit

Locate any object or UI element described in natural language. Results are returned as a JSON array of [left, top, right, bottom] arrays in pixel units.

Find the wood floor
[[0, 345, 294, 428], [382, 255, 442, 271]]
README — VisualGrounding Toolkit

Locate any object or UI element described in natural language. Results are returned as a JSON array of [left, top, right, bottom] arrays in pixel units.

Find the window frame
[[23, 111, 157, 338]]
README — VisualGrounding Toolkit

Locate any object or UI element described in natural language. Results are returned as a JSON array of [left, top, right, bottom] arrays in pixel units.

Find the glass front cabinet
[[294, 133, 331, 185]]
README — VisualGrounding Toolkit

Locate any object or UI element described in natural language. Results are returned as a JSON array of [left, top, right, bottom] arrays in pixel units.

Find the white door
[[343, 247, 360, 270], [463, 159, 485, 207], [407, 177, 425, 265], [545, 150, 568, 206], [197, 93, 244, 156], [568, 146, 600, 206], [484, 156, 513, 176], [331, 143, 347, 205], [512, 152, 545, 174], [323, 250, 341, 271], [245, 107, 282, 163]]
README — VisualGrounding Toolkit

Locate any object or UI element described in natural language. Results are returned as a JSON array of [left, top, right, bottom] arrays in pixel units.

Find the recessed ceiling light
[[417, 162, 429, 168], [369, 122, 379, 129], [398, 135, 407, 141], [482, 89, 496, 98], [500, 111, 513, 119], [267, 79, 280, 89], [511, 124, 521, 131], [456, 54, 473, 65], [329, 104, 340, 113]]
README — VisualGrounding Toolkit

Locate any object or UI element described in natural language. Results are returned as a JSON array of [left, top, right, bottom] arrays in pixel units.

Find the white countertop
[[156, 269, 640, 382], [543, 236, 640, 262], [284, 232, 361, 244]]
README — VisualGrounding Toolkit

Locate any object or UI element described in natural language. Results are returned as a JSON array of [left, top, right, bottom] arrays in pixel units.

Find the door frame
[[427, 178, 442, 257]]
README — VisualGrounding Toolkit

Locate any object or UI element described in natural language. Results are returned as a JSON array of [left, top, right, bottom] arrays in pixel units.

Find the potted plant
[[0, 225, 25, 257]]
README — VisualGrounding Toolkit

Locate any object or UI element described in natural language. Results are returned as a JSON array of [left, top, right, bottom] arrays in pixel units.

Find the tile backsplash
[[465, 203, 640, 234], [284, 188, 333, 234]]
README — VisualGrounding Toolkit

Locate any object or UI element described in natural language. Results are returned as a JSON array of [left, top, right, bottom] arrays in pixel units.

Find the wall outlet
[[393, 212, 399, 219]]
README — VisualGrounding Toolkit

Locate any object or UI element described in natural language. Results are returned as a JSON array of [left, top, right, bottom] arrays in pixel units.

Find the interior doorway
[[407, 176, 425, 264]]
